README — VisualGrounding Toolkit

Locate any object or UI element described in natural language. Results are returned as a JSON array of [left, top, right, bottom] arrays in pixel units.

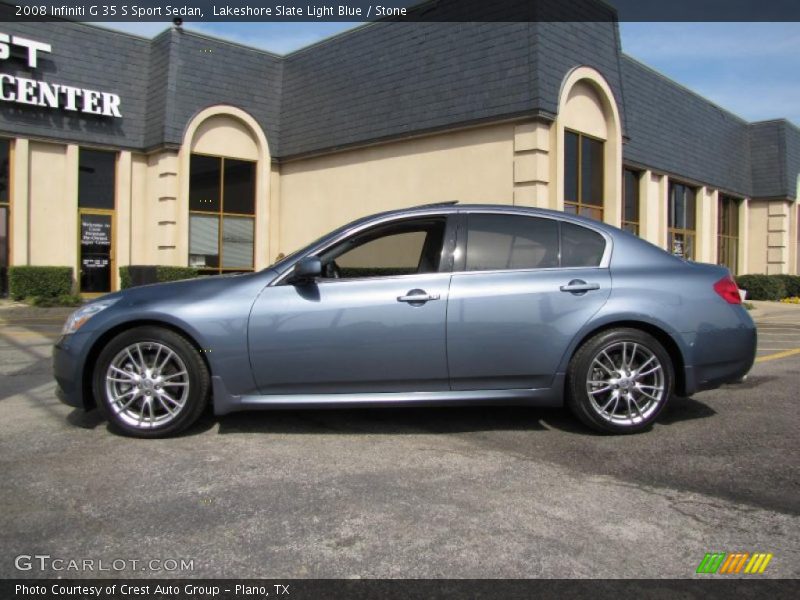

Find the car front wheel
[[93, 326, 209, 438], [566, 328, 674, 434]]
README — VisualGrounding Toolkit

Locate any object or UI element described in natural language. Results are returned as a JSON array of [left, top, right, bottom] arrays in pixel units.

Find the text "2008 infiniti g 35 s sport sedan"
[[53, 203, 756, 437]]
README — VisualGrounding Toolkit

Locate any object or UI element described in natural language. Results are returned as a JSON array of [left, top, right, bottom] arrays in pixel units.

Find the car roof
[[364, 202, 622, 236]]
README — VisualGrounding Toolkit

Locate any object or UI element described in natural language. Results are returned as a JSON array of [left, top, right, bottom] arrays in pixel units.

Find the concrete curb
[[0, 303, 75, 322]]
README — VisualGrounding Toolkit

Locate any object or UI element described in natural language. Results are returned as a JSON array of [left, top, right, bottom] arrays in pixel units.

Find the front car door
[[447, 211, 612, 390], [248, 214, 456, 395]]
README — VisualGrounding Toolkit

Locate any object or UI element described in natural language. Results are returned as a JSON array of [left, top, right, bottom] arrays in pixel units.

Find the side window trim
[[438, 212, 459, 274], [453, 213, 467, 273], [455, 211, 611, 274], [273, 213, 457, 286]]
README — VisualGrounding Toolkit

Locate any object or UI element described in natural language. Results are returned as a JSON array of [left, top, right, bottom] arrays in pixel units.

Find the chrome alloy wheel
[[105, 342, 190, 429], [586, 341, 665, 425]]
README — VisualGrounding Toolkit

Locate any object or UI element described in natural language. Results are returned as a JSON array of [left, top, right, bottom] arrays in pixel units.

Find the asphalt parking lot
[[0, 301, 798, 579]]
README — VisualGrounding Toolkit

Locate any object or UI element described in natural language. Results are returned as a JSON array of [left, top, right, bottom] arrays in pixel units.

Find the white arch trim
[[181, 105, 271, 160], [177, 105, 272, 270], [554, 67, 623, 227]]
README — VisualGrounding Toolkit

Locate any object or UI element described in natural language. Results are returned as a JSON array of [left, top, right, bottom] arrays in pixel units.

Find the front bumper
[[53, 332, 93, 409]]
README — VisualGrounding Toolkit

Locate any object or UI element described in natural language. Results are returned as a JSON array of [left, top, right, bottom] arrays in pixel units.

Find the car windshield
[[264, 219, 364, 273]]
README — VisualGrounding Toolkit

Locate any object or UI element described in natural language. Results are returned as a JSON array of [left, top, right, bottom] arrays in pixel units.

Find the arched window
[[189, 153, 256, 274], [717, 195, 740, 273], [668, 181, 697, 260], [622, 168, 641, 235], [564, 129, 604, 222]]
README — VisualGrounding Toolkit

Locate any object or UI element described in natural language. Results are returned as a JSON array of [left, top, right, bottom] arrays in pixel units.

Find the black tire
[[92, 326, 210, 438], [566, 328, 674, 434]]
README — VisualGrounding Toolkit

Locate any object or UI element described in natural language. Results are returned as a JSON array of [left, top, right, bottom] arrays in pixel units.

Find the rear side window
[[561, 222, 606, 267], [465, 215, 559, 271]]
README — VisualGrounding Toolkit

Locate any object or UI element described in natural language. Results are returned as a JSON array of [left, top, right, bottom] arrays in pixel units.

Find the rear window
[[560, 222, 606, 267]]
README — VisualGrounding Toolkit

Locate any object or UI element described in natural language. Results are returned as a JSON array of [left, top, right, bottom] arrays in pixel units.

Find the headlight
[[62, 298, 119, 335]]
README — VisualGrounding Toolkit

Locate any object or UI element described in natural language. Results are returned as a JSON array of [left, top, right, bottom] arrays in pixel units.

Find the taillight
[[714, 276, 742, 304]]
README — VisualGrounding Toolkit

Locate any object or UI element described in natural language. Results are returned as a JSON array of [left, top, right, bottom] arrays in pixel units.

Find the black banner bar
[[3, 0, 800, 23], [3, 579, 800, 600]]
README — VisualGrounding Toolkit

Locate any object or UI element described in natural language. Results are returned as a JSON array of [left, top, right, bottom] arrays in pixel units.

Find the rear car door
[[447, 212, 612, 390]]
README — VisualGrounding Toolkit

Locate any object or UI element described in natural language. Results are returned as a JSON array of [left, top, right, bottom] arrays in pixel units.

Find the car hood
[[107, 270, 278, 307]]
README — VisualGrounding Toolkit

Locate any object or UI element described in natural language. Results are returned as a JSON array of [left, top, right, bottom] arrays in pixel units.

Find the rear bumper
[[684, 354, 755, 395], [682, 316, 757, 395]]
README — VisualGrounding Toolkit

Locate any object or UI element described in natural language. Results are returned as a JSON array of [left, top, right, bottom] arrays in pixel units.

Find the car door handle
[[397, 290, 440, 303], [560, 280, 600, 293]]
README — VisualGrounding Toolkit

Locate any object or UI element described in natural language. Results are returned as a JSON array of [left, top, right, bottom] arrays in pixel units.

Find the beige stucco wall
[[561, 81, 608, 140], [191, 115, 259, 161], [639, 171, 668, 249], [28, 141, 78, 271], [278, 122, 515, 256], [788, 201, 798, 276], [10, 138, 29, 266], [129, 154, 151, 265], [738, 198, 750, 276]]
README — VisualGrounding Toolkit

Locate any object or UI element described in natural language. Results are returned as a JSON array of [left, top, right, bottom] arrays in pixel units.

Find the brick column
[[65, 145, 79, 292], [155, 151, 180, 266], [116, 151, 132, 289], [789, 202, 798, 275], [512, 121, 550, 208], [737, 198, 749, 275], [640, 171, 667, 249], [10, 138, 29, 265], [766, 200, 790, 274], [695, 186, 718, 264]]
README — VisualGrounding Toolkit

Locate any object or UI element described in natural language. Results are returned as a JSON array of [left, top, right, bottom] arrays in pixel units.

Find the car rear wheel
[[566, 328, 674, 434], [93, 326, 209, 438]]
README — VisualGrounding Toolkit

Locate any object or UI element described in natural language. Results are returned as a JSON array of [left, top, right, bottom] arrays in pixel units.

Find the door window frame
[[272, 213, 459, 286], [667, 180, 697, 260], [77, 207, 116, 298], [77, 147, 118, 297], [564, 129, 605, 222], [717, 195, 740, 274], [452, 211, 612, 275]]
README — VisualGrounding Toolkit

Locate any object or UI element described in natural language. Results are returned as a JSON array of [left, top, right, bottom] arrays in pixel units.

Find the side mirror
[[289, 256, 322, 285]]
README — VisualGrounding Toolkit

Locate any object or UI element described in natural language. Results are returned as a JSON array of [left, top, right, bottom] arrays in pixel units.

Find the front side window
[[622, 168, 641, 235], [564, 130, 604, 222], [320, 218, 446, 279], [668, 182, 696, 260], [189, 154, 256, 274], [717, 195, 739, 274]]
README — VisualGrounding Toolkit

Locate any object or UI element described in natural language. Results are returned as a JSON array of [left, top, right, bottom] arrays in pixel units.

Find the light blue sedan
[[54, 203, 756, 437]]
